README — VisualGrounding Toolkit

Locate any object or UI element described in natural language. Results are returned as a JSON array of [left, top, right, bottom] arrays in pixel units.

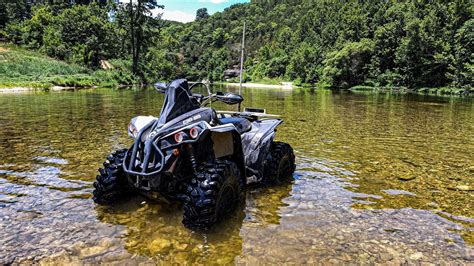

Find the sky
[[154, 0, 250, 23]]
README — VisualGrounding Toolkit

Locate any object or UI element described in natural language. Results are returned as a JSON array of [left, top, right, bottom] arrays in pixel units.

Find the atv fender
[[242, 118, 283, 180], [209, 124, 246, 184]]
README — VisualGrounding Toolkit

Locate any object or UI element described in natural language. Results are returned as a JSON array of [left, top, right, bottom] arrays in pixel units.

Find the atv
[[93, 79, 295, 229]]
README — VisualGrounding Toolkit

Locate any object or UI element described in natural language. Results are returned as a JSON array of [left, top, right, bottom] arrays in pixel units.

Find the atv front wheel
[[264, 141, 296, 184], [182, 160, 243, 229], [93, 149, 129, 204]]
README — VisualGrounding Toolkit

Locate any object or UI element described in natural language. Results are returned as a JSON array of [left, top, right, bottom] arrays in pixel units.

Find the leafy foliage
[[1, 0, 473, 89], [322, 39, 375, 88], [158, 0, 472, 88], [196, 8, 210, 20]]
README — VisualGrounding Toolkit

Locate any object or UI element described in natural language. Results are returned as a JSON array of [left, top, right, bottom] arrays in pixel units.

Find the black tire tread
[[264, 141, 296, 184], [182, 159, 243, 229], [93, 149, 129, 204]]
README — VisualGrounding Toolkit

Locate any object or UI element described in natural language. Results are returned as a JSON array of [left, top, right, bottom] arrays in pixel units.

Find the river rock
[[79, 245, 108, 258], [379, 252, 393, 261], [149, 238, 171, 253], [409, 252, 423, 260], [101, 249, 131, 262], [173, 240, 188, 251], [173, 252, 189, 264], [448, 185, 473, 191], [455, 185, 472, 191], [397, 175, 416, 181]]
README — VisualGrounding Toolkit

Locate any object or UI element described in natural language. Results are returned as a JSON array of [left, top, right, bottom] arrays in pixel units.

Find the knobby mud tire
[[264, 141, 296, 184], [182, 160, 244, 230], [93, 149, 130, 205]]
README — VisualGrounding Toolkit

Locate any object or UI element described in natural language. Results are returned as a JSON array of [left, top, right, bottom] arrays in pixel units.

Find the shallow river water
[[0, 87, 473, 264]]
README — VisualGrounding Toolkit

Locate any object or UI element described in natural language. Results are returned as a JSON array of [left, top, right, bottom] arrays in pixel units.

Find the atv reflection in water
[[92, 79, 295, 229]]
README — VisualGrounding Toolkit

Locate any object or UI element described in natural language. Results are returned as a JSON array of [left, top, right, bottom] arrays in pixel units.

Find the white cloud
[[198, 0, 228, 3], [155, 9, 195, 23]]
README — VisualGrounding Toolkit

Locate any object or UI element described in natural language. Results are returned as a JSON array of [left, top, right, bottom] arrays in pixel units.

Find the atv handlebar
[[154, 81, 243, 107], [200, 92, 243, 107], [154, 81, 211, 94], [154, 82, 168, 93]]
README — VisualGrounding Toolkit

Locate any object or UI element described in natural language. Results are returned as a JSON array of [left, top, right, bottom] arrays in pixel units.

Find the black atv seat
[[219, 117, 252, 134]]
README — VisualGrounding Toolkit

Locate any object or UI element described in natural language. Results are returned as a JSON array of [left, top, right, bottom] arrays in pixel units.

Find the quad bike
[[93, 79, 295, 229]]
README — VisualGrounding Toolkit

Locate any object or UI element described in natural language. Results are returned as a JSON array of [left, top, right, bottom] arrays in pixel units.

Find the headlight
[[128, 122, 138, 138], [174, 132, 184, 143], [189, 127, 200, 139]]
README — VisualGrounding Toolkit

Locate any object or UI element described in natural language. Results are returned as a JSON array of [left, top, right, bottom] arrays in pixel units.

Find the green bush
[[322, 39, 375, 88]]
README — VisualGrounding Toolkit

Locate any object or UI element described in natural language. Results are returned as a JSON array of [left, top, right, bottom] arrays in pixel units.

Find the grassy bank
[[2, 44, 472, 96], [0, 44, 136, 89], [223, 79, 472, 96], [350, 85, 473, 96]]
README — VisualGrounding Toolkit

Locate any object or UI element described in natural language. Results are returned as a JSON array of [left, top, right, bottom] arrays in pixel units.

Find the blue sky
[[155, 0, 250, 23]]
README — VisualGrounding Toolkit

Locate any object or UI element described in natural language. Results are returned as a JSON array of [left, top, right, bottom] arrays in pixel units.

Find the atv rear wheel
[[93, 149, 130, 204], [264, 141, 296, 184], [182, 160, 243, 229]]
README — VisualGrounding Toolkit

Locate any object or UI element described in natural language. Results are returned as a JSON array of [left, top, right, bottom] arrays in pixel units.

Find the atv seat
[[219, 117, 252, 134]]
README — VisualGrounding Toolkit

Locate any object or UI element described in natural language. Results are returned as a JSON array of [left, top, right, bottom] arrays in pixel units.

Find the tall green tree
[[41, 3, 113, 67], [322, 39, 375, 88], [119, 0, 163, 75], [450, 19, 474, 87], [196, 8, 210, 20]]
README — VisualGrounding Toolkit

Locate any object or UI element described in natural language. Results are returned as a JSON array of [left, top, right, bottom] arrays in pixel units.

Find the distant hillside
[[161, 0, 473, 88]]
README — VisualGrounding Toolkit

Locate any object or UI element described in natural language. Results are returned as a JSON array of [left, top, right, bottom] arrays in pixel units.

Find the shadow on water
[[92, 182, 293, 264]]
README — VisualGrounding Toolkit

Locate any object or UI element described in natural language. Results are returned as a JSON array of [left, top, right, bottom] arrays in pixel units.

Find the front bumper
[[123, 139, 166, 177]]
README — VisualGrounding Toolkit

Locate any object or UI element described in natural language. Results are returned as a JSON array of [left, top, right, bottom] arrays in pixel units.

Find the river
[[0, 86, 472, 264]]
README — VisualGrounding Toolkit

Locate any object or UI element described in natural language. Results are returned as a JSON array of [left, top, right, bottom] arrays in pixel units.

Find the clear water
[[0, 87, 472, 264]]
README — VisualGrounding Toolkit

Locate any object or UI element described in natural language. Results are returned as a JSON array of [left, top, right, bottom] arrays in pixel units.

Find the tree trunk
[[130, 0, 137, 74], [135, 0, 142, 78]]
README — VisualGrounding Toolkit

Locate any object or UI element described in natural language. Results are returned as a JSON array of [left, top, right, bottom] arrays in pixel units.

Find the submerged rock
[[454, 185, 472, 191], [409, 252, 423, 260], [397, 176, 416, 181], [149, 239, 172, 253]]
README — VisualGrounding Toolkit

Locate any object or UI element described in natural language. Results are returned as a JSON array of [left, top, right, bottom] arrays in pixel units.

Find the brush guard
[[123, 125, 167, 190]]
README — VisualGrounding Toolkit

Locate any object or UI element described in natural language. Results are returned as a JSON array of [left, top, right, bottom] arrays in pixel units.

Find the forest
[[0, 0, 472, 89]]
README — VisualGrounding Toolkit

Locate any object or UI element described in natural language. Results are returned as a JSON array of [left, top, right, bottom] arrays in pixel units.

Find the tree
[[42, 3, 112, 67], [322, 39, 375, 88], [196, 8, 209, 20], [449, 19, 474, 87], [119, 0, 163, 76], [22, 5, 54, 49], [286, 42, 321, 84], [0, 0, 31, 29]]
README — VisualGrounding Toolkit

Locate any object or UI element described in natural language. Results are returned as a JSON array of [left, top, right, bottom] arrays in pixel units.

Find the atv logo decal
[[183, 114, 202, 125]]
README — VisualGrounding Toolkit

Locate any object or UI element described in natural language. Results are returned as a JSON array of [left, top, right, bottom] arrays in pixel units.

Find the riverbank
[[223, 82, 296, 89], [222, 79, 472, 96], [0, 44, 135, 90], [1, 45, 471, 96], [222, 82, 473, 96], [0, 86, 101, 93], [349, 85, 473, 96]]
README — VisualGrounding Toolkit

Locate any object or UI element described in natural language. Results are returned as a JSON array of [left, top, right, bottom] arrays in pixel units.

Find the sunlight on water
[[0, 87, 472, 263]]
